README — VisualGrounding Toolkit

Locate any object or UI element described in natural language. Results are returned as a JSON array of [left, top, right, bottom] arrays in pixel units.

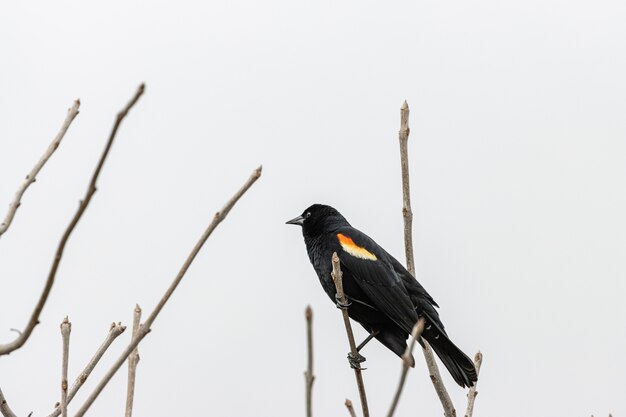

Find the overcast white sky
[[1, 1, 625, 416]]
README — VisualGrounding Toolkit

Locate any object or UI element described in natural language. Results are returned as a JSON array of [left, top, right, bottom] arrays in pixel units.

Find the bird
[[287, 203, 477, 388]]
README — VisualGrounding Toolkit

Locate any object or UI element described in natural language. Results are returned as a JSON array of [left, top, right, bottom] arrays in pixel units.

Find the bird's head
[[286, 204, 349, 238]]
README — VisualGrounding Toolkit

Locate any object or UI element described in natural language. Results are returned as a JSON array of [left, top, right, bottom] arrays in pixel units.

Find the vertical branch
[[386, 318, 425, 417], [125, 305, 142, 417], [397, 100, 456, 417], [0, 84, 145, 357], [0, 100, 80, 238], [331, 253, 369, 417], [304, 305, 315, 417], [344, 399, 357, 417], [0, 388, 18, 417], [398, 100, 414, 274], [73, 166, 262, 417], [60, 317, 72, 417], [464, 352, 483, 417]]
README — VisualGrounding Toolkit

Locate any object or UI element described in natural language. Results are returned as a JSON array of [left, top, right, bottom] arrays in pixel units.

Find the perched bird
[[287, 204, 477, 388]]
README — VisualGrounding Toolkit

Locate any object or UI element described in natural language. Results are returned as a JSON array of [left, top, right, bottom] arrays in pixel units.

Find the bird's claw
[[335, 295, 351, 310], [347, 352, 367, 370]]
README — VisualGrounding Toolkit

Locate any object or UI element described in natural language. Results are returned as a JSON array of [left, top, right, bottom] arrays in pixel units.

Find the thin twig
[[0, 100, 80, 238], [398, 100, 456, 417], [0, 84, 145, 357], [464, 352, 483, 417], [304, 305, 314, 417], [386, 317, 426, 417], [60, 317, 71, 417], [125, 305, 142, 417], [331, 253, 369, 417], [398, 100, 414, 275], [47, 323, 126, 417], [0, 388, 18, 417], [344, 399, 357, 417], [73, 165, 262, 417]]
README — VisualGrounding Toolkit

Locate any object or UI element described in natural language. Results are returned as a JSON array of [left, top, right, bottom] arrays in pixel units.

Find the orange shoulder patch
[[337, 233, 378, 261]]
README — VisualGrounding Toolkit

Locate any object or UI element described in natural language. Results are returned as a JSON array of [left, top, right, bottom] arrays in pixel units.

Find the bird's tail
[[422, 322, 477, 388]]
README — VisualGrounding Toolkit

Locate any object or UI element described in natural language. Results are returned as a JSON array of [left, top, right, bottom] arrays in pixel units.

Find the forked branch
[[0, 100, 80, 238], [464, 352, 483, 417], [73, 165, 262, 417], [0, 84, 145, 356], [47, 322, 126, 417]]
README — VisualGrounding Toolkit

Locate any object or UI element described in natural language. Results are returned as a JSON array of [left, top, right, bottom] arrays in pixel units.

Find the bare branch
[[344, 399, 357, 417], [0, 388, 18, 417], [397, 100, 456, 417], [424, 341, 457, 417], [0, 84, 145, 356], [386, 317, 426, 417], [73, 165, 262, 417], [47, 323, 126, 417], [0, 100, 80, 238], [125, 305, 142, 417], [60, 317, 71, 417], [464, 352, 483, 417], [331, 253, 369, 417], [398, 100, 414, 274], [304, 305, 314, 417]]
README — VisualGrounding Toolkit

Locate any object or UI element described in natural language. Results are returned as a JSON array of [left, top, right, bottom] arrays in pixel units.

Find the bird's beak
[[286, 215, 305, 226]]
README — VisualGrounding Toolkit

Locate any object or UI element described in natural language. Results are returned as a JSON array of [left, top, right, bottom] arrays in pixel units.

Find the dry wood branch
[[304, 305, 314, 417], [0, 388, 18, 417], [73, 165, 262, 417], [60, 317, 71, 417], [344, 399, 357, 417], [397, 100, 456, 417], [386, 318, 425, 417], [125, 305, 142, 417], [464, 352, 483, 417], [424, 341, 456, 417], [398, 100, 414, 274], [0, 84, 145, 357], [47, 323, 126, 417], [331, 253, 369, 417], [0, 100, 80, 238]]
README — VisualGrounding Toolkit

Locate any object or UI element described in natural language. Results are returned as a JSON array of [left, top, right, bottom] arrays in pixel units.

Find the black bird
[[287, 204, 477, 388]]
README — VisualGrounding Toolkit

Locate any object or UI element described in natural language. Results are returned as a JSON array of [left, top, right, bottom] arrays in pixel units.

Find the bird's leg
[[335, 294, 352, 310], [356, 329, 380, 352], [347, 352, 367, 370], [346, 329, 380, 369]]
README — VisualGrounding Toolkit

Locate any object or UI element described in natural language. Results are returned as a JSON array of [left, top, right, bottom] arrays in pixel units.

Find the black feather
[[289, 204, 478, 388]]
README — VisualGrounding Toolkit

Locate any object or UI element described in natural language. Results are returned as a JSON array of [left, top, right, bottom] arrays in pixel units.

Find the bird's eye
[[306, 212, 312, 218]]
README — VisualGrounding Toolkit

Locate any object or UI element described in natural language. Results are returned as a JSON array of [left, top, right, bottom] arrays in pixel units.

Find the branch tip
[[0, 85, 140, 356]]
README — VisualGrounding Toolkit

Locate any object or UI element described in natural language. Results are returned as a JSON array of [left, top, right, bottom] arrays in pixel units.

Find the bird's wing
[[388, 253, 439, 308], [335, 228, 418, 334]]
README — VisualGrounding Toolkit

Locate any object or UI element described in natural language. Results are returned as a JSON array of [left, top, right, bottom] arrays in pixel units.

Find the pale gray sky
[[1, 1, 625, 416]]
